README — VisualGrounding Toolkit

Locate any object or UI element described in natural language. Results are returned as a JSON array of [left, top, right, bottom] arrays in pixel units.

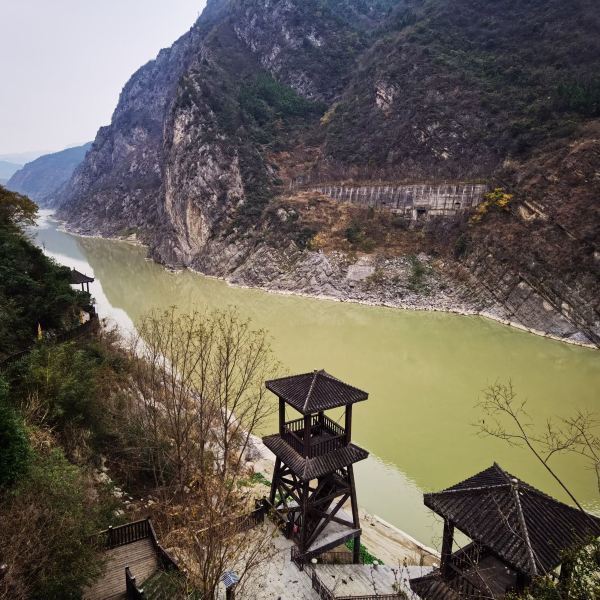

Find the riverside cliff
[[56, 0, 600, 346]]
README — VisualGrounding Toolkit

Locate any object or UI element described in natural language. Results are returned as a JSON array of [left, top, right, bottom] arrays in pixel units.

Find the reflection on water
[[33, 212, 600, 546]]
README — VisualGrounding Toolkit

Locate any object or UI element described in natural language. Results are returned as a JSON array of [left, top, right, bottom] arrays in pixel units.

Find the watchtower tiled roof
[[266, 370, 368, 414], [424, 463, 600, 576], [262, 434, 368, 481]]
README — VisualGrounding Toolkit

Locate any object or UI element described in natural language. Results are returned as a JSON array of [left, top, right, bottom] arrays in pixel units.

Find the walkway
[[84, 538, 159, 600]]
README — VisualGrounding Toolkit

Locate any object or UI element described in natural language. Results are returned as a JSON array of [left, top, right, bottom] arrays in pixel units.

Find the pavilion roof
[[266, 370, 368, 415], [70, 269, 94, 284], [424, 463, 600, 576], [262, 434, 368, 481]]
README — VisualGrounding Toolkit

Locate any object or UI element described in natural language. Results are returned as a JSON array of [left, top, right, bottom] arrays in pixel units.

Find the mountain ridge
[[55, 0, 600, 346], [7, 143, 92, 206]]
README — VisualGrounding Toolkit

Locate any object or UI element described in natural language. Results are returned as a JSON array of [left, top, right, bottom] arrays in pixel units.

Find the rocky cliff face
[[57, 0, 600, 346]]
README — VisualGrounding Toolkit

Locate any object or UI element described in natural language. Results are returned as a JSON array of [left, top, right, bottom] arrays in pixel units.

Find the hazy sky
[[0, 1, 207, 156]]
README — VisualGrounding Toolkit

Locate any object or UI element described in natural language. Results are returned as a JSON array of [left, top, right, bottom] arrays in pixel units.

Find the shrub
[[0, 378, 30, 487], [8, 341, 110, 439], [0, 448, 107, 600]]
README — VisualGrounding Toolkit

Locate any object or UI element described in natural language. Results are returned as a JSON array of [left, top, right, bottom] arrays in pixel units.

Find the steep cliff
[[6, 143, 92, 206], [57, 0, 600, 346]]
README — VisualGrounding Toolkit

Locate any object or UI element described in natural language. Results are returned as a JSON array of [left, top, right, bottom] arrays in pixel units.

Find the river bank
[[37, 213, 600, 544], [56, 215, 597, 349]]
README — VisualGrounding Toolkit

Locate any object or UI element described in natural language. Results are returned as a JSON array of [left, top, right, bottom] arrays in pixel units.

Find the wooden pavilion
[[410, 463, 600, 599], [263, 370, 369, 565], [70, 268, 94, 293]]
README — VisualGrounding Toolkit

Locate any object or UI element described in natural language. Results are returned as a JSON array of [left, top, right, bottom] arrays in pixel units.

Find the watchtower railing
[[282, 415, 347, 457]]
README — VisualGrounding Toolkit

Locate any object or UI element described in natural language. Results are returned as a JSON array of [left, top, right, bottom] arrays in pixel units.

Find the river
[[33, 211, 600, 548]]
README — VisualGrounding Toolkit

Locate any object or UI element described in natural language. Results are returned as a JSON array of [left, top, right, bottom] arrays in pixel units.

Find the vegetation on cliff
[[0, 186, 88, 359], [0, 189, 280, 597]]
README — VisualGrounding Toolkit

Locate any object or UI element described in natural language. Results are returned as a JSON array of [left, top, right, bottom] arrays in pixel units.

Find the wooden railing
[[125, 566, 145, 599], [95, 518, 179, 573], [283, 429, 305, 455], [100, 519, 151, 549], [445, 543, 488, 599], [309, 435, 346, 457], [196, 502, 267, 543], [292, 547, 359, 567], [320, 415, 345, 437], [283, 415, 347, 457], [147, 519, 179, 571], [311, 569, 404, 600]]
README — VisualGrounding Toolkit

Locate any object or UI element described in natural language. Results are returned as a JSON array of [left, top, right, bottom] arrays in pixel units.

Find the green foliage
[[0, 185, 38, 231], [407, 255, 431, 293], [555, 77, 600, 118], [345, 538, 383, 565], [240, 74, 321, 125], [0, 378, 30, 487], [507, 539, 600, 599], [345, 220, 376, 252], [0, 448, 108, 599], [8, 341, 116, 436], [0, 192, 87, 358]]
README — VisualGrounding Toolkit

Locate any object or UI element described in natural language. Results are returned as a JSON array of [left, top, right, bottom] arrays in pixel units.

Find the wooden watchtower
[[262, 370, 369, 564]]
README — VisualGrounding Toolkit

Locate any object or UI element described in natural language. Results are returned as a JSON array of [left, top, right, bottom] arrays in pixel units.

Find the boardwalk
[[84, 539, 158, 600]]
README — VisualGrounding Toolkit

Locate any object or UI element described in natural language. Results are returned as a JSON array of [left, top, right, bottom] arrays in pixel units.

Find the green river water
[[34, 212, 599, 549]]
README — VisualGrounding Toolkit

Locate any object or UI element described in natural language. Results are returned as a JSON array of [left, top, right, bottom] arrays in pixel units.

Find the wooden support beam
[[300, 481, 310, 553], [348, 465, 360, 529], [353, 533, 361, 564], [441, 519, 454, 580], [269, 458, 280, 505], [345, 405, 353, 444], [279, 398, 285, 435], [303, 414, 311, 457]]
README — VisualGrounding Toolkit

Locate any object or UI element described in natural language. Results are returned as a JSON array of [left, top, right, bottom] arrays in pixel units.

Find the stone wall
[[308, 183, 488, 219]]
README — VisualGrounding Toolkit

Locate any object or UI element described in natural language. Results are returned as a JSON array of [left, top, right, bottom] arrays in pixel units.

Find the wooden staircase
[[84, 519, 182, 600]]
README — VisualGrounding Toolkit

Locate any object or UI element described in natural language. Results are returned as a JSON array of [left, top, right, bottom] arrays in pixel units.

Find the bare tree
[[210, 309, 277, 481], [160, 473, 277, 599], [476, 380, 600, 513], [124, 307, 280, 596]]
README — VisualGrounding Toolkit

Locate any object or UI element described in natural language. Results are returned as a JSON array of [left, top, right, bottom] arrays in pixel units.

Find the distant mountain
[[0, 151, 48, 164], [0, 160, 23, 180], [7, 143, 92, 206]]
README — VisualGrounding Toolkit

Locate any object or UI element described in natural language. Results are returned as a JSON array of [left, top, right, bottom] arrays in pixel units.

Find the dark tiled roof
[[70, 269, 94, 284], [410, 571, 460, 600], [262, 434, 368, 481], [424, 463, 600, 576], [266, 370, 368, 414]]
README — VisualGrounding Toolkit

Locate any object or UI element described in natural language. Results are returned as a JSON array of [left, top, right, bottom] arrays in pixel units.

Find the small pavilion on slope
[[70, 268, 94, 293], [262, 370, 369, 566], [410, 463, 600, 600]]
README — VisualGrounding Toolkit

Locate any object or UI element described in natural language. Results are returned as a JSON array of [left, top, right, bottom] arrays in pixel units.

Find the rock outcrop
[[55, 0, 600, 347]]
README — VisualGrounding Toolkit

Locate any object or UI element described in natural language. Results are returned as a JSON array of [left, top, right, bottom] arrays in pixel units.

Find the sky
[[0, 1, 207, 157]]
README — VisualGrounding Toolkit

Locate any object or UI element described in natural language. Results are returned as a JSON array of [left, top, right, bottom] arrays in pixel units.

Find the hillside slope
[[7, 143, 92, 206], [56, 0, 600, 345]]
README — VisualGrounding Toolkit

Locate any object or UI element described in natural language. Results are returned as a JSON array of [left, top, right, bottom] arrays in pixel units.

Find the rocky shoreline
[[55, 215, 597, 349]]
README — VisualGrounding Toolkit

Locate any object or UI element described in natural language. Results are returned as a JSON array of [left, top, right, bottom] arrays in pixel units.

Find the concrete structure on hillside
[[308, 183, 488, 220]]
